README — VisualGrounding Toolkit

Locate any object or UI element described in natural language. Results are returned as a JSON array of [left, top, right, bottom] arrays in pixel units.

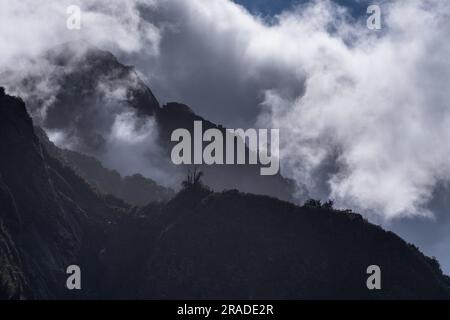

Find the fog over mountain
[[1, 88, 449, 299], [1, 0, 450, 273]]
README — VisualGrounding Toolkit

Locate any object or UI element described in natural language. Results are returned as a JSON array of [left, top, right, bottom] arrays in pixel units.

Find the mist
[[1, 0, 450, 271]]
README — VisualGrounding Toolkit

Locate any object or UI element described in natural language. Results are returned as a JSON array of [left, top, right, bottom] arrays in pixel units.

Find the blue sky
[[233, 0, 373, 17]]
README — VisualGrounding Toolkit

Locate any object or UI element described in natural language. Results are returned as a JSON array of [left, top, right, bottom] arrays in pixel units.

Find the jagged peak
[[162, 102, 195, 115]]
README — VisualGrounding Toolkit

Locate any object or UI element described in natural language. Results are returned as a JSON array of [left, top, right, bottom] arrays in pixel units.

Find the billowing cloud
[[2, 0, 450, 219], [1, 0, 450, 269], [0, 0, 160, 65], [0, 0, 172, 186], [128, 0, 450, 221], [255, 0, 450, 220]]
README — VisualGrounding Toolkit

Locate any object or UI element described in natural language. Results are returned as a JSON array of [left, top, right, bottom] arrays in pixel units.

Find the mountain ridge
[[4, 44, 295, 202], [1, 54, 450, 299], [35, 126, 174, 206]]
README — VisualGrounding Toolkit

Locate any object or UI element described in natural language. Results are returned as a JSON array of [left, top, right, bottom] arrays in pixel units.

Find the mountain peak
[[43, 42, 161, 115]]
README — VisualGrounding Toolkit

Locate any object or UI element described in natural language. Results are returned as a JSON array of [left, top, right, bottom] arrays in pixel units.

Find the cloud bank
[[1, 0, 450, 222], [0, 0, 160, 64], [133, 0, 450, 221], [255, 0, 450, 219]]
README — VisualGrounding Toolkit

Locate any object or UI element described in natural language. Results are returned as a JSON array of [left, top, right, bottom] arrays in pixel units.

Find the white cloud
[[0, 0, 160, 66], [1, 0, 450, 220], [142, 0, 450, 220], [256, 0, 450, 219]]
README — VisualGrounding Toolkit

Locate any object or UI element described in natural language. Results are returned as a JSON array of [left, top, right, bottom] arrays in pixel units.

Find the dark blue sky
[[233, 0, 373, 17]]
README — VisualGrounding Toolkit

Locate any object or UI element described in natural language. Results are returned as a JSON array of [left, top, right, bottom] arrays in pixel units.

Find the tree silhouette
[[304, 199, 322, 208], [182, 166, 204, 189]]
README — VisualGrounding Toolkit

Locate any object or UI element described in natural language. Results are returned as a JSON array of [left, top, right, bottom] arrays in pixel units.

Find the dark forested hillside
[[117, 186, 450, 299], [0, 88, 125, 298], [1, 88, 449, 299]]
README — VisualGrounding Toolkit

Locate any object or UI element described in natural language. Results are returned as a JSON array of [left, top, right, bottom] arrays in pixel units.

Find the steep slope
[[156, 102, 295, 201], [4, 43, 295, 201], [61, 150, 174, 206], [1, 88, 449, 299], [0, 88, 125, 299], [35, 127, 174, 206], [3, 42, 159, 154]]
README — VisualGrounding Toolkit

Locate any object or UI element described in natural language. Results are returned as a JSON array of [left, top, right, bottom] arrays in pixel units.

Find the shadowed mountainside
[[0, 88, 127, 298], [5, 43, 295, 202], [1, 88, 449, 299], [107, 185, 450, 299], [35, 127, 174, 206]]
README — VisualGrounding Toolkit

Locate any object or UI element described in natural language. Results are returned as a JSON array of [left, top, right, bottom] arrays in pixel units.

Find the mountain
[[44, 42, 160, 118], [35, 127, 174, 206], [4, 43, 295, 202], [155, 101, 295, 200], [1, 87, 449, 299], [126, 186, 450, 299], [0, 87, 127, 298]]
